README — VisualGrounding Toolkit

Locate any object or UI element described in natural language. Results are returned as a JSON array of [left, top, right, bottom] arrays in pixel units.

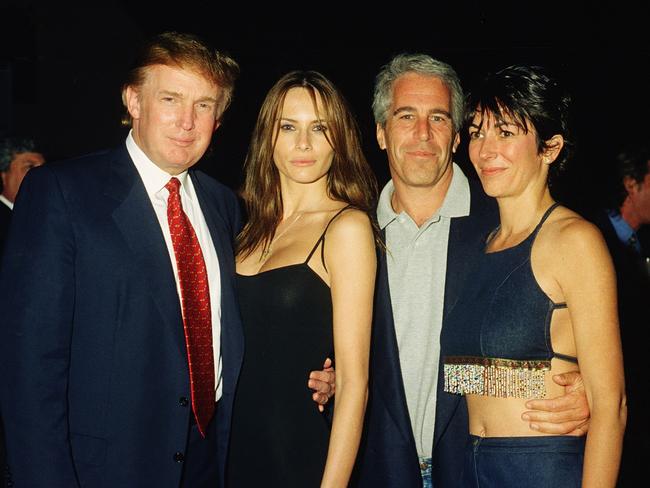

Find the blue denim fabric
[[442, 204, 572, 364], [460, 435, 584, 487], [419, 456, 433, 488]]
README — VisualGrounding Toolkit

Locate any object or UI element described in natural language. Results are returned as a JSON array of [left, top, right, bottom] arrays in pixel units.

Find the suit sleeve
[[0, 166, 79, 486]]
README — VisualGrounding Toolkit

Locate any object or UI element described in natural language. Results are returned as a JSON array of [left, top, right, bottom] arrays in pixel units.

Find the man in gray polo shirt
[[353, 53, 590, 488]]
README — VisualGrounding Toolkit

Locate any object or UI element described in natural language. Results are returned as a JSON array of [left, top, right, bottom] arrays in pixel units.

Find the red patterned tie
[[165, 177, 215, 437]]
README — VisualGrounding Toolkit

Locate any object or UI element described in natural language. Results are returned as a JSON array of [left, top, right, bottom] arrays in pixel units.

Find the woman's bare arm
[[320, 209, 376, 488], [552, 218, 626, 487]]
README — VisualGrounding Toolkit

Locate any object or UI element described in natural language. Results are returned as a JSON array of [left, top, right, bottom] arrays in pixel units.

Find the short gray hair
[[0, 137, 37, 172], [372, 53, 464, 132]]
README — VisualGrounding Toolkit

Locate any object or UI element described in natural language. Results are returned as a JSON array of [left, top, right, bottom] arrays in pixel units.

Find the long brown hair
[[237, 71, 377, 259]]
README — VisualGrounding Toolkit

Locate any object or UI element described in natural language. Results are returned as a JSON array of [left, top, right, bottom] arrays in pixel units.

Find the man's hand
[[308, 358, 336, 412], [522, 371, 590, 436]]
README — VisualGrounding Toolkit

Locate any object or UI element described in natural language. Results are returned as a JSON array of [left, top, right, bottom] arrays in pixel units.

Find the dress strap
[[530, 202, 561, 240], [553, 352, 578, 364], [304, 205, 353, 270]]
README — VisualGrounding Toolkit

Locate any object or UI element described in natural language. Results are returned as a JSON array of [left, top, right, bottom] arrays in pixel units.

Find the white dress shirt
[[0, 194, 13, 210], [126, 131, 223, 401]]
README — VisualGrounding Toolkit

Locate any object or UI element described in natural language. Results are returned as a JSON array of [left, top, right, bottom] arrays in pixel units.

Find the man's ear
[[124, 86, 141, 120], [376, 123, 386, 150], [623, 175, 640, 195], [452, 132, 460, 154], [213, 120, 221, 133], [542, 134, 564, 164]]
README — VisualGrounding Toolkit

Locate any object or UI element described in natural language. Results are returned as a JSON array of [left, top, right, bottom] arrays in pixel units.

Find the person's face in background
[[376, 73, 459, 192], [273, 87, 334, 188], [1, 151, 45, 203], [124, 64, 221, 175], [623, 160, 650, 228]]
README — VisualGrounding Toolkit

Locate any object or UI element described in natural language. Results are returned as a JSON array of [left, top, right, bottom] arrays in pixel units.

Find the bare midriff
[[467, 358, 577, 437]]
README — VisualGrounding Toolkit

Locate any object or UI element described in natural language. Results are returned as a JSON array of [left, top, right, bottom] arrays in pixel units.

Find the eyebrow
[[159, 90, 218, 104], [393, 106, 451, 118], [469, 119, 519, 129], [278, 117, 328, 123]]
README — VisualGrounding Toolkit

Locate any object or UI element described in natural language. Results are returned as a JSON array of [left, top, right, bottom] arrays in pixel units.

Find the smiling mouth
[[170, 138, 194, 147], [407, 151, 435, 158], [481, 167, 506, 176]]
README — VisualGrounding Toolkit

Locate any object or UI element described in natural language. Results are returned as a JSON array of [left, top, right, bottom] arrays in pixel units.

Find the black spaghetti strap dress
[[226, 207, 350, 487]]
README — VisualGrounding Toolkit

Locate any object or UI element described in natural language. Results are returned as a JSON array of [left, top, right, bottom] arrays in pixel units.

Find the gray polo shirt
[[376, 163, 470, 458]]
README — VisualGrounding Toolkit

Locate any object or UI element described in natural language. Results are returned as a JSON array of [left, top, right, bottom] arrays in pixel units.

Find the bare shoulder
[[537, 206, 611, 270], [325, 207, 376, 282], [324, 208, 376, 268], [326, 208, 374, 240]]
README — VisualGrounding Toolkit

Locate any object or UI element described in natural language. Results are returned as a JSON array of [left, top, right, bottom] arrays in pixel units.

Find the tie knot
[[166, 177, 181, 195]]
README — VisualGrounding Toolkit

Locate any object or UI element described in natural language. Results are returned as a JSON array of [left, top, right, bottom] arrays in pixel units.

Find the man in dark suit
[[590, 144, 650, 487], [0, 137, 45, 252], [354, 54, 590, 487], [0, 32, 243, 487], [0, 137, 45, 487]]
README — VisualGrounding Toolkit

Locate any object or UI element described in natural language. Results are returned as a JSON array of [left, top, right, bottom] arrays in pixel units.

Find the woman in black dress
[[226, 71, 377, 487]]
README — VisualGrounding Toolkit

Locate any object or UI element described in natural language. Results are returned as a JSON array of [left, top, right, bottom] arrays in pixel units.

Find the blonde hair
[[120, 31, 239, 125]]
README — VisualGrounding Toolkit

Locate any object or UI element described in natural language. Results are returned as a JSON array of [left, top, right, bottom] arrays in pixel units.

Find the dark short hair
[[121, 31, 240, 125], [465, 65, 573, 183], [610, 144, 650, 208], [0, 137, 37, 172]]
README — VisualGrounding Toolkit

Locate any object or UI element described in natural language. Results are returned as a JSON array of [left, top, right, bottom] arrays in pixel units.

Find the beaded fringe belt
[[443, 356, 551, 398]]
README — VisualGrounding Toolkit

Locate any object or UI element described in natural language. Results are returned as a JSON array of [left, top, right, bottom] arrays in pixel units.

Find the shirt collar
[[126, 130, 189, 199], [376, 163, 471, 229], [607, 209, 640, 251], [0, 194, 13, 210]]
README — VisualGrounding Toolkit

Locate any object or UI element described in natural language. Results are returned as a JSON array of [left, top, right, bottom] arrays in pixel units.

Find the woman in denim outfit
[[442, 65, 626, 487]]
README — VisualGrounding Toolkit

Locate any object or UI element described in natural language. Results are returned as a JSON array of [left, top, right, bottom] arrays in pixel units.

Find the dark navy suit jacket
[[355, 178, 497, 487], [590, 211, 649, 486], [0, 203, 11, 255], [0, 145, 244, 487]]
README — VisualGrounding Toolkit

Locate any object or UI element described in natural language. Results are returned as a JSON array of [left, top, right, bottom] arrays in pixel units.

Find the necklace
[[261, 213, 303, 260]]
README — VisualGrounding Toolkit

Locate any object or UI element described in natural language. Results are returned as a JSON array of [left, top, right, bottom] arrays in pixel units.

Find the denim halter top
[[442, 203, 577, 399]]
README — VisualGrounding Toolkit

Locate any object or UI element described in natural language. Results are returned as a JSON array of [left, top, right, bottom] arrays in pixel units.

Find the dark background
[[1, 0, 649, 214]]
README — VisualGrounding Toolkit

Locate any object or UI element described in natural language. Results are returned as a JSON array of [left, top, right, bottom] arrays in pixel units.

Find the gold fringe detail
[[443, 356, 551, 398]]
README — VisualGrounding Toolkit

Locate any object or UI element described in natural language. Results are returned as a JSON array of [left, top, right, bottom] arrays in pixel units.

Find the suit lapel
[[372, 232, 418, 447], [106, 146, 185, 357], [190, 172, 235, 285], [434, 182, 497, 450], [442, 215, 475, 319], [190, 171, 244, 398], [432, 214, 467, 449]]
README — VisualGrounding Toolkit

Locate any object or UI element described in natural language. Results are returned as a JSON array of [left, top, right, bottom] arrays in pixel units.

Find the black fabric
[[227, 210, 351, 487], [0, 204, 8, 488], [0, 203, 10, 256], [180, 413, 219, 488], [589, 211, 650, 487]]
